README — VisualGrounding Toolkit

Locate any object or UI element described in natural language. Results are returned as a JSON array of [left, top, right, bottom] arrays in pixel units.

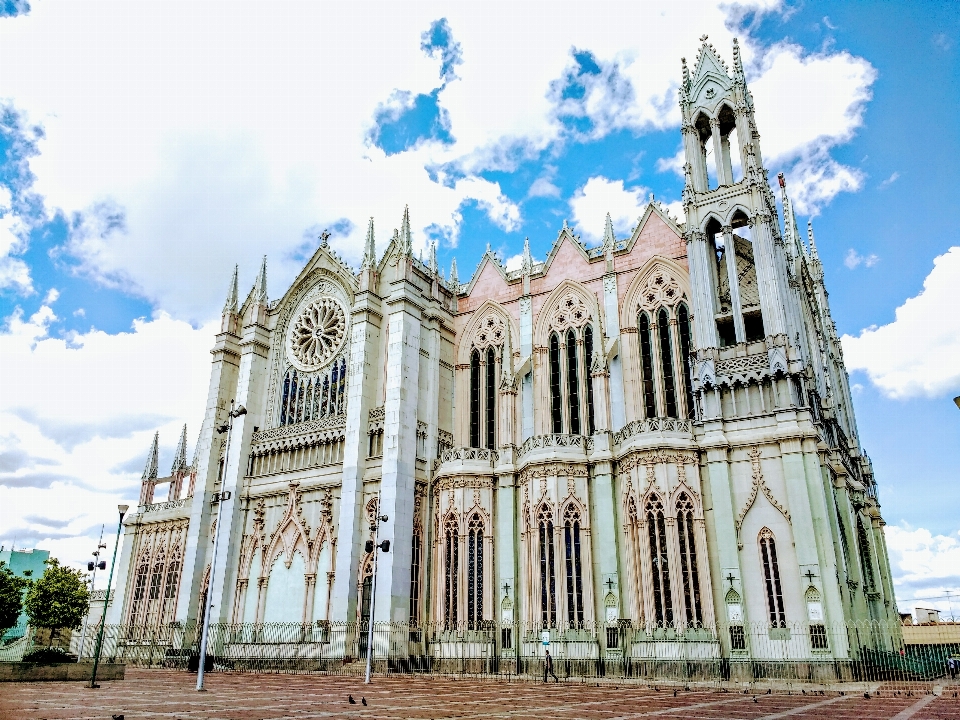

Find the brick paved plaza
[[2, 670, 959, 720]]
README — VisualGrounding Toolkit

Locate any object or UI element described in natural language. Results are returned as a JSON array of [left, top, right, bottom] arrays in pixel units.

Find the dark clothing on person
[[544, 651, 559, 682]]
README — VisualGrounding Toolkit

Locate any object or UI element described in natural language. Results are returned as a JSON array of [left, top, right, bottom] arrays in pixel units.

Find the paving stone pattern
[[2, 670, 959, 720]]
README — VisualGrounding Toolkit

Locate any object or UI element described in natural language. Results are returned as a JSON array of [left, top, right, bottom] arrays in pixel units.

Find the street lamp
[[197, 401, 246, 692], [364, 496, 390, 685], [88, 504, 128, 689], [77, 526, 107, 662]]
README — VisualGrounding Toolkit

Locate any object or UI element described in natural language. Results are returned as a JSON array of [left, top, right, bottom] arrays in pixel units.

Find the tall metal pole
[[77, 526, 106, 662], [88, 507, 127, 688], [364, 493, 383, 685], [197, 401, 244, 692]]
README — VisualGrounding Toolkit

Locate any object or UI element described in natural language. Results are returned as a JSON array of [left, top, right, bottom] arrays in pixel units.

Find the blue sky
[[0, 1, 958, 615]]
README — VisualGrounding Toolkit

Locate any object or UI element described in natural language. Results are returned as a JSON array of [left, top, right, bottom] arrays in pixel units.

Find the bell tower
[[681, 36, 793, 371]]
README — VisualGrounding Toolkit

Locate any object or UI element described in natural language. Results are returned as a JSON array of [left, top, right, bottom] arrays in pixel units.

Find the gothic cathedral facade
[[110, 39, 899, 663]]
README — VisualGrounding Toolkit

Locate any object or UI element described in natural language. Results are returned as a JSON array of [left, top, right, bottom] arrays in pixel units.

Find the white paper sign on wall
[[541, 630, 550, 646]]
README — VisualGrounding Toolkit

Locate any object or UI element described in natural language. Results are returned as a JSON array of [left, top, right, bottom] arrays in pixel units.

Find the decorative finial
[[254, 255, 268, 302], [401, 205, 412, 256], [602, 212, 615, 249], [449, 257, 459, 287], [807, 220, 820, 260], [223, 264, 239, 314], [562, 219, 569, 230], [171, 424, 188, 476], [700, 34, 709, 43], [142, 431, 159, 481], [362, 217, 376, 269], [319, 230, 330, 247], [522, 237, 532, 273], [485, 242, 492, 254], [429, 240, 438, 275], [732, 37, 744, 79]]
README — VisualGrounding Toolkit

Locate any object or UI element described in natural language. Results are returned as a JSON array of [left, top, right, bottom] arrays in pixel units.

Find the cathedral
[[108, 38, 899, 668]]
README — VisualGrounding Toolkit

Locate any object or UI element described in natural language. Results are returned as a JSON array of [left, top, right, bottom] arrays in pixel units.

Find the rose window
[[289, 298, 346, 370]]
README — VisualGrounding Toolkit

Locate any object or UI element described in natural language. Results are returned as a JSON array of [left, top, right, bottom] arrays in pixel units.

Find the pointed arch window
[[677, 304, 695, 419], [160, 554, 181, 627], [409, 525, 423, 627], [280, 359, 348, 426], [467, 513, 484, 629], [638, 314, 658, 419], [563, 504, 585, 628], [549, 334, 563, 433], [676, 494, 703, 625], [566, 329, 581, 435], [485, 347, 496, 449], [470, 350, 481, 447], [584, 325, 596, 434], [856, 517, 876, 592], [128, 554, 149, 627], [443, 515, 459, 629], [658, 309, 678, 418], [646, 495, 673, 626], [538, 505, 557, 627], [759, 528, 786, 627]]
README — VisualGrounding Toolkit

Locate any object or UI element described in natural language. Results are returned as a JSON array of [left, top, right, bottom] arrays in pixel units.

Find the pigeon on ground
[[673, 690, 677, 697], [362, 697, 367, 706], [864, 692, 871, 699], [348, 695, 356, 704], [112, 715, 124, 720], [753, 697, 758, 703], [766, 689, 772, 694]]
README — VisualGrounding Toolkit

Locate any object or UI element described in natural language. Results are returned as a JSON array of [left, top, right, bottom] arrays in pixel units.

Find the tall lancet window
[[127, 553, 149, 627], [677, 304, 695, 419], [759, 528, 786, 627], [549, 334, 563, 433], [161, 553, 181, 627], [470, 350, 481, 447], [485, 347, 496, 449], [409, 523, 423, 627], [566, 329, 581, 434], [676, 493, 702, 625], [638, 314, 658, 419], [584, 325, 596, 434], [467, 513, 484, 629], [280, 374, 291, 425], [563, 504, 585, 628], [538, 505, 557, 627], [646, 495, 673, 626], [443, 514, 459, 629], [657, 308, 678, 418]]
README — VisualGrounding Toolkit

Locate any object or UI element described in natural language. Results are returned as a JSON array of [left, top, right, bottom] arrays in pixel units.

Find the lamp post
[[197, 401, 245, 692], [364, 494, 390, 685], [77, 526, 107, 662], [88, 505, 128, 689]]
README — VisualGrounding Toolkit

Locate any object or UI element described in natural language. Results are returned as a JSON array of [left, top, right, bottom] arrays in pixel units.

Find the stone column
[[373, 294, 422, 623], [685, 231, 719, 349], [702, 449, 744, 621], [748, 215, 787, 337], [175, 325, 242, 623], [330, 296, 382, 624]]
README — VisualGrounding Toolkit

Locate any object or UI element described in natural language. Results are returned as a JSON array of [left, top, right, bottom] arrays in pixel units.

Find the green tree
[[23, 559, 89, 646], [0, 561, 29, 635]]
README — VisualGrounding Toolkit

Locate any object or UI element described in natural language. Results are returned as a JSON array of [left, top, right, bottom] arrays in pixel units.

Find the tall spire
[[171, 424, 188, 476], [429, 240, 438, 275], [680, 57, 690, 95], [602, 212, 615, 249], [732, 37, 744, 81], [401, 205, 412, 256], [522, 237, 532, 273], [807, 220, 820, 261], [255, 255, 268, 302], [362, 217, 376, 269], [142, 431, 159, 481], [449, 257, 459, 287], [223, 265, 239, 314]]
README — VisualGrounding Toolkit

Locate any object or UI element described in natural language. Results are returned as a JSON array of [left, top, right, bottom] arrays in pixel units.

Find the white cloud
[[842, 247, 960, 399], [569, 176, 649, 243], [879, 171, 900, 189], [0, 192, 33, 295], [885, 525, 960, 618], [844, 248, 879, 269], [0, 298, 216, 581], [0, 0, 876, 320]]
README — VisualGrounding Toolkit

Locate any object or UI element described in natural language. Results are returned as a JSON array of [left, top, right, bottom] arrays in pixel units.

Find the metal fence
[[4, 620, 959, 685]]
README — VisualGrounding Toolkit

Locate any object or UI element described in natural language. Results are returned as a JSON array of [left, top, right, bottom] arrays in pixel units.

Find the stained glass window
[[485, 348, 496, 449], [638, 314, 658, 418], [444, 515, 459, 629], [467, 513, 484, 629], [646, 495, 673, 625], [658, 309, 678, 418], [563, 504, 584, 627], [538, 505, 557, 627], [566, 329, 581, 435], [677, 304, 695, 419], [549, 335, 563, 433], [759, 528, 786, 627], [676, 494, 702, 625], [470, 350, 481, 447], [584, 324, 596, 434]]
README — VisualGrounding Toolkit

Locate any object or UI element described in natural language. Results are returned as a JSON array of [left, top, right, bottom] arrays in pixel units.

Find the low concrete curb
[[0, 661, 125, 682]]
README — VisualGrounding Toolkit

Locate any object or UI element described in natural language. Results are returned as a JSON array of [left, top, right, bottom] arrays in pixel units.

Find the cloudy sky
[[1, 1, 958, 619]]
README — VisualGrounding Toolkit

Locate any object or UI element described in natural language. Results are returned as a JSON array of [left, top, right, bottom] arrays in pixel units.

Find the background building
[[0, 547, 49, 641]]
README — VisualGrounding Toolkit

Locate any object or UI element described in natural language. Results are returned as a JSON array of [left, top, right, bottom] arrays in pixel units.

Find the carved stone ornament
[[550, 293, 591, 333], [286, 296, 347, 372], [734, 446, 791, 549], [474, 313, 506, 349], [638, 266, 684, 313]]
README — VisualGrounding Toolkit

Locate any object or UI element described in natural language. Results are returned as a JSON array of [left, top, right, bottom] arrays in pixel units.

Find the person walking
[[949, 656, 957, 681], [544, 649, 559, 683]]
